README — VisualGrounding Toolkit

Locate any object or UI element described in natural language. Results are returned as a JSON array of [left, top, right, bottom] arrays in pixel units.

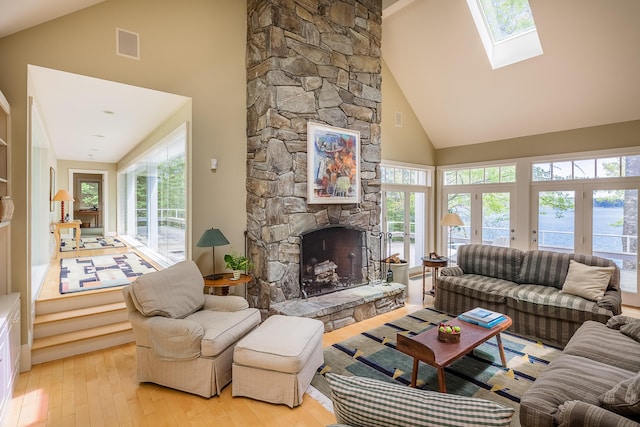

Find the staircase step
[[34, 302, 129, 339], [32, 321, 131, 350], [35, 286, 125, 314], [31, 322, 133, 365], [35, 301, 126, 324]]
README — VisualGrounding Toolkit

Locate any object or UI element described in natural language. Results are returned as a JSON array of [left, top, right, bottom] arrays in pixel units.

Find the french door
[[532, 182, 640, 306], [382, 188, 427, 275], [444, 186, 515, 262]]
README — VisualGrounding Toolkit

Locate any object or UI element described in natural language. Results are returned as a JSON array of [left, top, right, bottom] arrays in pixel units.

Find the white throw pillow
[[560, 260, 615, 301]]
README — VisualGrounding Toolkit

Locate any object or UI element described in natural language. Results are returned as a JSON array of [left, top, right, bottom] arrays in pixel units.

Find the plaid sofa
[[520, 317, 640, 427], [434, 244, 622, 348]]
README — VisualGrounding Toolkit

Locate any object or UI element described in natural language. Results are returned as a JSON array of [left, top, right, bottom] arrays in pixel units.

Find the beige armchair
[[122, 259, 261, 398]]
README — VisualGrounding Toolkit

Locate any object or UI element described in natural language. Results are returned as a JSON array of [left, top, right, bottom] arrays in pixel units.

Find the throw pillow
[[130, 259, 205, 319], [620, 322, 640, 343], [599, 372, 640, 419], [560, 260, 615, 301], [325, 373, 514, 427]]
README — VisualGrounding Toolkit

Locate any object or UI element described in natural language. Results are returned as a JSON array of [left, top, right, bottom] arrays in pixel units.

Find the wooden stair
[[32, 287, 134, 365]]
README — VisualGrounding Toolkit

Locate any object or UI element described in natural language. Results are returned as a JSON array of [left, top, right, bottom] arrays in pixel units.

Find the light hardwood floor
[[7, 249, 639, 427], [7, 245, 428, 427]]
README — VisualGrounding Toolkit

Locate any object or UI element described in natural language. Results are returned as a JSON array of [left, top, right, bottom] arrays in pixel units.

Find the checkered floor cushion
[[325, 373, 515, 427]]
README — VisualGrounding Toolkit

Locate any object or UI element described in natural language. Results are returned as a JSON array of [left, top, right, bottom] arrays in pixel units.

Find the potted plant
[[224, 250, 253, 280]]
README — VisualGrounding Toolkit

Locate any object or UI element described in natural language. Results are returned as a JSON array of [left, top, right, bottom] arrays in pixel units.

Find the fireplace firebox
[[299, 225, 369, 298]]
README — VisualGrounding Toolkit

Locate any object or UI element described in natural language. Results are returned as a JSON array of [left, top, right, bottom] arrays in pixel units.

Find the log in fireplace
[[299, 225, 369, 298]]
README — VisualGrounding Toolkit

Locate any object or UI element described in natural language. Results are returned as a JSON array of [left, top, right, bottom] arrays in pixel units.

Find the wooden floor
[[7, 244, 428, 427], [7, 249, 640, 426]]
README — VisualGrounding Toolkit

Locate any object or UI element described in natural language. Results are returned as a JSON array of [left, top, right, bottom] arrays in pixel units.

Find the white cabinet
[[0, 293, 20, 425]]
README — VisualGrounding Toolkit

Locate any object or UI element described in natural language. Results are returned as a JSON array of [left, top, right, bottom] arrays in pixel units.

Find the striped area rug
[[311, 307, 562, 425]]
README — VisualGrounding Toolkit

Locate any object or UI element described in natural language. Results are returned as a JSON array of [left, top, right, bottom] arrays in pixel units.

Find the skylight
[[466, 0, 543, 69]]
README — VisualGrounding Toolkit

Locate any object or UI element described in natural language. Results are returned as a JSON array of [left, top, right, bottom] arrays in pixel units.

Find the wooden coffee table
[[396, 314, 512, 393]]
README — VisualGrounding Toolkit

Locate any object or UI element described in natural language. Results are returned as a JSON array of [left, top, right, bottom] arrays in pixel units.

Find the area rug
[[59, 253, 157, 294], [60, 236, 126, 252], [311, 307, 562, 425]]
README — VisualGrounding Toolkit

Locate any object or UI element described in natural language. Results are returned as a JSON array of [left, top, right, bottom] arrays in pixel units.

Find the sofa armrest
[[203, 294, 249, 312], [556, 400, 640, 427], [440, 266, 464, 276], [607, 314, 640, 330], [145, 316, 204, 360], [598, 288, 622, 315]]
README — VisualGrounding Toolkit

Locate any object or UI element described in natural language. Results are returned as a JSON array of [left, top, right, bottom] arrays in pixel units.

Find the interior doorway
[[69, 169, 108, 236]]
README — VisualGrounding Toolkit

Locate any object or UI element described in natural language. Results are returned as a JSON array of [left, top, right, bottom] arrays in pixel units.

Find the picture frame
[[49, 167, 55, 212], [307, 122, 361, 204]]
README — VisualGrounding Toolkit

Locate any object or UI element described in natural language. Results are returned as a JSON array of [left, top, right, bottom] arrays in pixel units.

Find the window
[[444, 165, 515, 186], [532, 155, 640, 181], [382, 165, 428, 185], [466, 0, 543, 69], [79, 181, 100, 209], [118, 124, 187, 265]]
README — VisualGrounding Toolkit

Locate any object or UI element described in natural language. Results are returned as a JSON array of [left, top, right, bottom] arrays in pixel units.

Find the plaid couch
[[434, 244, 622, 348], [520, 317, 640, 427]]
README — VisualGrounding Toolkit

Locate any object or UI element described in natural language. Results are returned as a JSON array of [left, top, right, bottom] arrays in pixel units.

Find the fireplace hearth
[[300, 225, 368, 298]]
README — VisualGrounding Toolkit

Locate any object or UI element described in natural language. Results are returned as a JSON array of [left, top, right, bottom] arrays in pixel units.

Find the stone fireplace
[[245, 0, 404, 329], [300, 225, 368, 298]]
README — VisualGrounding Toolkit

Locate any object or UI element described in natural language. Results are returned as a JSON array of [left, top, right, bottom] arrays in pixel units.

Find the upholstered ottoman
[[232, 314, 324, 407]]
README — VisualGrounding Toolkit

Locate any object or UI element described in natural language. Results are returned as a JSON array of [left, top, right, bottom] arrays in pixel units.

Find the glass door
[[532, 184, 640, 306], [446, 193, 471, 262], [444, 188, 514, 262], [382, 189, 427, 274], [481, 192, 512, 247], [531, 189, 576, 253], [589, 187, 639, 306]]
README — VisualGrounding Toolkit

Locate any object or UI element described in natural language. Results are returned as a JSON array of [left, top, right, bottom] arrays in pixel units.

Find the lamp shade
[[53, 189, 74, 202], [196, 228, 230, 247], [440, 212, 464, 227]]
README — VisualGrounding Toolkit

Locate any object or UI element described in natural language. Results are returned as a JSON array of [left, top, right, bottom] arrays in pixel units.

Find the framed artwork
[[49, 167, 55, 212], [307, 122, 360, 204]]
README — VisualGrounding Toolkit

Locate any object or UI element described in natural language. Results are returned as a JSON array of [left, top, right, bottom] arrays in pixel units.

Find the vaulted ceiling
[[2, 0, 640, 161], [382, 0, 640, 148]]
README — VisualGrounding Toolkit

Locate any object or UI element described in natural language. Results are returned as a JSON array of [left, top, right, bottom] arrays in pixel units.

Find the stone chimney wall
[[246, 0, 382, 316]]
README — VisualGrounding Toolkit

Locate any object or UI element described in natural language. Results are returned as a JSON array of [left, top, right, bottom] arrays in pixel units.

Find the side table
[[53, 220, 82, 258], [421, 257, 448, 300], [204, 273, 251, 298]]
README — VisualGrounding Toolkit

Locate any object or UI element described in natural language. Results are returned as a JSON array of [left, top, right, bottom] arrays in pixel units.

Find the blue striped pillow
[[326, 373, 514, 427]]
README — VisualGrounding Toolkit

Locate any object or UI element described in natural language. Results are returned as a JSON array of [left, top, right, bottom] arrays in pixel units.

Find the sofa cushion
[[555, 400, 640, 427], [437, 274, 517, 304], [560, 260, 615, 301], [563, 320, 640, 372], [457, 244, 524, 283], [325, 373, 514, 427], [187, 308, 261, 357], [520, 354, 633, 427], [505, 284, 613, 324], [599, 372, 640, 421], [518, 250, 618, 290], [130, 260, 205, 319]]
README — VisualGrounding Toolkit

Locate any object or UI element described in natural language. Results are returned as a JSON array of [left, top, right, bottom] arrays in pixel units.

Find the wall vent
[[395, 111, 403, 127], [116, 28, 140, 60]]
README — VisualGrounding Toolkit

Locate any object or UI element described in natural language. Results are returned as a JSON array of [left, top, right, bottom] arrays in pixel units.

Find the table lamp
[[440, 212, 464, 260], [197, 228, 229, 280], [53, 189, 74, 223]]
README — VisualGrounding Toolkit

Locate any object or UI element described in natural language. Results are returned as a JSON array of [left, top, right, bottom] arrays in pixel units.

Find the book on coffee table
[[458, 307, 506, 328]]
